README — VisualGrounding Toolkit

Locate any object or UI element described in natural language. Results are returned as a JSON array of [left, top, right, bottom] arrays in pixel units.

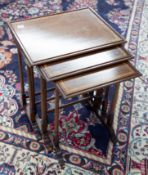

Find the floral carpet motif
[[0, 0, 147, 174]]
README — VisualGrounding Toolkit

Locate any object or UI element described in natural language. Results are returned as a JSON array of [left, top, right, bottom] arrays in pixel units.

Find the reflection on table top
[[8, 8, 125, 65]]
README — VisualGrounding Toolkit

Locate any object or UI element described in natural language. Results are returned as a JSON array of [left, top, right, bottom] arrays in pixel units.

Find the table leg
[[83, 86, 118, 144], [95, 88, 104, 112], [17, 48, 26, 106], [105, 83, 120, 143], [101, 87, 109, 117], [54, 87, 60, 150], [54, 88, 64, 165], [40, 77, 53, 150], [108, 83, 120, 126], [40, 77, 48, 135], [26, 65, 36, 123]]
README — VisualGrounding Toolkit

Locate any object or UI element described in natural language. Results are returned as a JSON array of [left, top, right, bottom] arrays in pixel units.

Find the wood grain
[[40, 47, 132, 81], [8, 8, 125, 66], [56, 62, 141, 98]]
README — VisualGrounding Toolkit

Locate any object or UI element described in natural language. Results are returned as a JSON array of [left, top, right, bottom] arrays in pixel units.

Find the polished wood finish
[[39, 47, 132, 81], [56, 62, 141, 98], [8, 8, 125, 65]]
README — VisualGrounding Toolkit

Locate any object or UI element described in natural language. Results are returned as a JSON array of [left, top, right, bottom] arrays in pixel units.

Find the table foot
[[42, 134, 53, 152], [53, 141, 65, 169], [53, 138, 61, 152], [32, 121, 42, 141], [56, 151, 65, 169]]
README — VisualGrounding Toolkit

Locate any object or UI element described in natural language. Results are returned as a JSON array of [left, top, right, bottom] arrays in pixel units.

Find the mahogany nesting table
[[8, 8, 140, 149]]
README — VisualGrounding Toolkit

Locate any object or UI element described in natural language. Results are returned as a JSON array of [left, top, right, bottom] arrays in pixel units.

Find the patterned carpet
[[0, 0, 147, 174]]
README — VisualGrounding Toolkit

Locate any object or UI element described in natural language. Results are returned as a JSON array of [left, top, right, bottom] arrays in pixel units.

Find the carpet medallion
[[0, 0, 147, 174]]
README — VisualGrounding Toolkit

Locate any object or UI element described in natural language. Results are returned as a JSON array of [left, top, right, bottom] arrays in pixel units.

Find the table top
[[8, 8, 125, 66], [39, 46, 133, 81], [56, 62, 141, 98]]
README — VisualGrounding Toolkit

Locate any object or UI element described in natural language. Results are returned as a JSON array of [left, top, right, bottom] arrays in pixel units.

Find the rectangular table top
[[39, 46, 133, 81], [56, 62, 141, 98], [8, 8, 125, 66]]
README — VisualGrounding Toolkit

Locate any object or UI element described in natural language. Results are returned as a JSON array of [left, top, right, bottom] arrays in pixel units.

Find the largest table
[[8, 8, 125, 138]]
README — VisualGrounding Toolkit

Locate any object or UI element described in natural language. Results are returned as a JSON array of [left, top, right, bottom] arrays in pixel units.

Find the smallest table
[[38, 46, 141, 149]]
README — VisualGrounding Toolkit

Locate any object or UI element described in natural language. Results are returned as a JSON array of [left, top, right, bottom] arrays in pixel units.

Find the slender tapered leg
[[40, 77, 53, 149], [105, 83, 120, 143], [108, 83, 120, 126], [17, 48, 26, 106], [54, 87, 60, 149], [40, 77, 48, 135], [54, 87, 64, 166], [26, 65, 36, 123], [101, 86, 109, 117], [83, 85, 118, 144]]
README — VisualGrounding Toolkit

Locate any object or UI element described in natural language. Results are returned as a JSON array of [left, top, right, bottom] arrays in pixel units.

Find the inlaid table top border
[[38, 46, 133, 81], [8, 7, 126, 66], [56, 62, 141, 98]]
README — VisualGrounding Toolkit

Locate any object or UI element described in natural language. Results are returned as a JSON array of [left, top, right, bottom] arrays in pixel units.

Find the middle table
[[38, 46, 140, 149]]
